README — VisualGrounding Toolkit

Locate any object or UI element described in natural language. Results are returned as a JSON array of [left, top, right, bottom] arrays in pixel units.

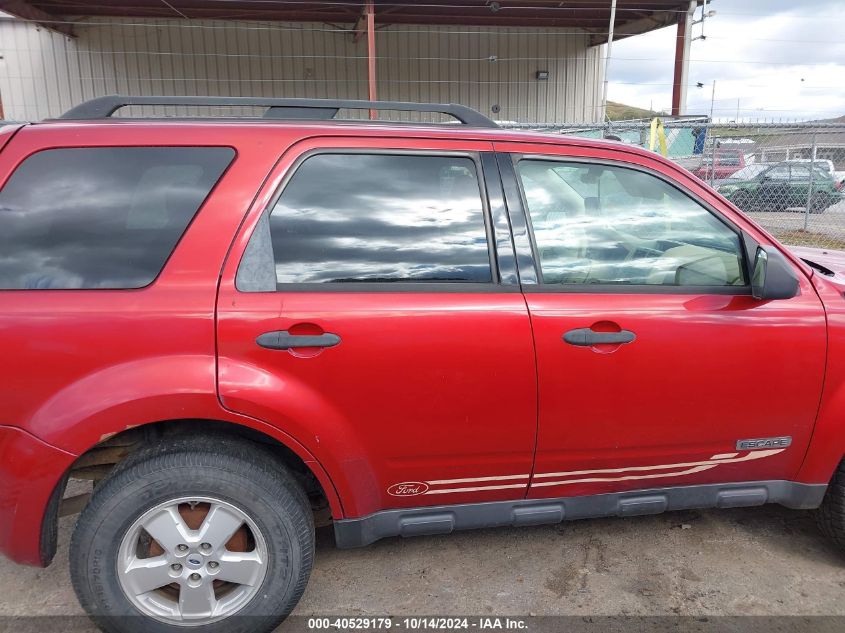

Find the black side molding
[[333, 480, 827, 548]]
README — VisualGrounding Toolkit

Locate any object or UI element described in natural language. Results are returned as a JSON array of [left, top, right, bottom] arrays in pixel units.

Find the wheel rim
[[116, 496, 269, 626]]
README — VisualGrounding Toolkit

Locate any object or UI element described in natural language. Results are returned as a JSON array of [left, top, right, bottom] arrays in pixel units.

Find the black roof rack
[[57, 96, 498, 128]]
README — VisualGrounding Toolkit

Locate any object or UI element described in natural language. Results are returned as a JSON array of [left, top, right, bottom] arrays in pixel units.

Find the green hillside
[[606, 101, 665, 121]]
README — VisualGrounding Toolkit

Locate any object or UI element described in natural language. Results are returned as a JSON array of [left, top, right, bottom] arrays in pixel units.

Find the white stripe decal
[[532, 450, 784, 479], [425, 483, 528, 495], [386, 449, 787, 497], [427, 474, 530, 485], [532, 465, 716, 487]]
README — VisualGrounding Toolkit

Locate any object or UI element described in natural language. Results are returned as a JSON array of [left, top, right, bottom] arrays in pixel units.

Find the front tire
[[70, 435, 314, 633], [815, 459, 845, 550]]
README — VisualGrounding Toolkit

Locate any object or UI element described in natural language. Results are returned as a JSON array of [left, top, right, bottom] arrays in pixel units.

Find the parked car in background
[[717, 161, 843, 213], [711, 163, 772, 189], [5, 96, 845, 633], [786, 159, 845, 188], [690, 148, 747, 181]]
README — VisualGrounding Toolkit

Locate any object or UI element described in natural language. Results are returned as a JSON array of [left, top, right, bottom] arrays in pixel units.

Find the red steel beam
[[670, 12, 686, 116], [366, 0, 377, 119], [0, 0, 76, 37]]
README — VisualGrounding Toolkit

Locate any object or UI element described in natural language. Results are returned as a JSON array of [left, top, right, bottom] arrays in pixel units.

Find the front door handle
[[256, 330, 341, 350], [563, 328, 636, 346]]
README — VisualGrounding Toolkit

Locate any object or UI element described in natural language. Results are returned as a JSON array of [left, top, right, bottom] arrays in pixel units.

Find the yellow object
[[649, 117, 668, 157]]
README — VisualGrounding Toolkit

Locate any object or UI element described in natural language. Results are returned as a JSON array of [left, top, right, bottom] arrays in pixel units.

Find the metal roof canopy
[[1, 1, 701, 45]]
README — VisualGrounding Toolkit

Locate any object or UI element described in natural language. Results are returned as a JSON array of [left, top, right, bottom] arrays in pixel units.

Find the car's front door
[[758, 163, 792, 210], [493, 143, 827, 500], [216, 138, 537, 517]]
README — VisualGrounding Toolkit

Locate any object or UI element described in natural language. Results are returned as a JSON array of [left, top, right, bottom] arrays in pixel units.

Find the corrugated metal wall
[[0, 15, 604, 123]]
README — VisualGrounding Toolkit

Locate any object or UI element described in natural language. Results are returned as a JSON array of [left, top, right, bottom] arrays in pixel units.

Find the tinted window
[[247, 153, 491, 286], [790, 164, 830, 182], [0, 147, 233, 289], [518, 160, 746, 287], [766, 165, 791, 180]]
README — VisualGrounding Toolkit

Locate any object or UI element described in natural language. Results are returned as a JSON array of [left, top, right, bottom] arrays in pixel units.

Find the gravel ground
[[749, 199, 845, 248], [2, 498, 845, 632]]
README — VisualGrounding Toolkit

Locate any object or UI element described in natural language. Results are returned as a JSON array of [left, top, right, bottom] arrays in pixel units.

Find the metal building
[[0, 1, 702, 123]]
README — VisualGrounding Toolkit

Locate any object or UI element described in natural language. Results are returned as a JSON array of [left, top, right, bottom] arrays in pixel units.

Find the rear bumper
[[0, 425, 76, 566]]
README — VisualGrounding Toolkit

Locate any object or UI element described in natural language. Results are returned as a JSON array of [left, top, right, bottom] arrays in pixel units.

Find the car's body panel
[[790, 246, 845, 279], [796, 267, 845, 483], [0, 425, 76, 565], [216, 136, 537, 517], [522, 287, 826, 496], [0, 125, 275, 436], [492, 139, 828, 496]]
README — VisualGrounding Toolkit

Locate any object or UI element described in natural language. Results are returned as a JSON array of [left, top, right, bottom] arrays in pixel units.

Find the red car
[[684, 148, 747, 181], [2, 96, 845, 633]]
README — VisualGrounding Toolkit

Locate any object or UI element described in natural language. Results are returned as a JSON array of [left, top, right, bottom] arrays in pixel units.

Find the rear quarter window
[[0, 146, 234, 289]]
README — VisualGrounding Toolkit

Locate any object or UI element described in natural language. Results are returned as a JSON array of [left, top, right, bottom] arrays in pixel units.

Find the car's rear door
[[493, 140, 827, 500], [216, 137, 537, 518]]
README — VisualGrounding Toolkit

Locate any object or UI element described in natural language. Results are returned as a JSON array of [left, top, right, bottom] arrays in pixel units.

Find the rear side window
[[0, 147, 234, 289], [237, 152, 492, 289]]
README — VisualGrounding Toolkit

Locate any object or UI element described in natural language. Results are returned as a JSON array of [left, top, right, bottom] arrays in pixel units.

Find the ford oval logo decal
[[388, 481, 430, 497]]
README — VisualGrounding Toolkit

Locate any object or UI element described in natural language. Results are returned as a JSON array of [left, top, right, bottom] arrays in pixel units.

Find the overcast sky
[[608, 0, 845, 121]]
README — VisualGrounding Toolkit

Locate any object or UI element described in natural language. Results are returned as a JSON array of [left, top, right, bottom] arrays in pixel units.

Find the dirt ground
[[2, 499, 845, 631]]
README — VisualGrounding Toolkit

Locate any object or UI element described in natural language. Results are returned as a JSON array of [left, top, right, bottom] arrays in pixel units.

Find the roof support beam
[[0, 0, 76, 37], [588, 10, 678, 46], [671, 1, 696, 116], [365, 0, 377, 119]]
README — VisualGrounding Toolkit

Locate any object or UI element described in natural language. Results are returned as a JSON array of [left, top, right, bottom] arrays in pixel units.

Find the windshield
[[730, 164, 769, 180]]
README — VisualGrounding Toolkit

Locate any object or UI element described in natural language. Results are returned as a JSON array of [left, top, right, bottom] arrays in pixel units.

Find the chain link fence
[[503, 120, 845, 250]]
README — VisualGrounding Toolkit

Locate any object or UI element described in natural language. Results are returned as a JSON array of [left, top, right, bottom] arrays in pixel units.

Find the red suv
[[2, 96, 845, 633]]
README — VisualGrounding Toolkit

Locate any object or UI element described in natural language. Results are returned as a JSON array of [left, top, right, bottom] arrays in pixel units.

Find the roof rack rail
[[57, 95, 498, 128]]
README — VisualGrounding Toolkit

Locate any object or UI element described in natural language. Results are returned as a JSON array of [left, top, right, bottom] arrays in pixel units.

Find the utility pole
[[709, 80, 716, 121], [601, 0, 617, 121]]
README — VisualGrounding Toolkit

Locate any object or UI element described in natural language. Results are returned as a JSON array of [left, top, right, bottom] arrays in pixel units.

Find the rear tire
[[70, 434, 314, 633], [815, 459, 845, 550], [731, 190, 752, 211], [810, 193, 831, 214]]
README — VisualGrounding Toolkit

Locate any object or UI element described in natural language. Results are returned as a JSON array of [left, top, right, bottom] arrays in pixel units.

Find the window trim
[[237, 148, 512, 293], [0, 144, 237, 292], [508, 153, 752, 295]]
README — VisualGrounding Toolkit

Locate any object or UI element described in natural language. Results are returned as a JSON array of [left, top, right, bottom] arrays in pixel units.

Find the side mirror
[[751, 246, 799, 300]]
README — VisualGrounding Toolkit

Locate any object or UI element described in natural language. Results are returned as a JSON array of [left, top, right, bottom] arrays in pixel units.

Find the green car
[[717, 162, 843, 214]]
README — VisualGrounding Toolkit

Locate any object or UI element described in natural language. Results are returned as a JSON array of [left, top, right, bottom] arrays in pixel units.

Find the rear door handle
[[563, 328, 636, 346], [256, 330, 341, 350]]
